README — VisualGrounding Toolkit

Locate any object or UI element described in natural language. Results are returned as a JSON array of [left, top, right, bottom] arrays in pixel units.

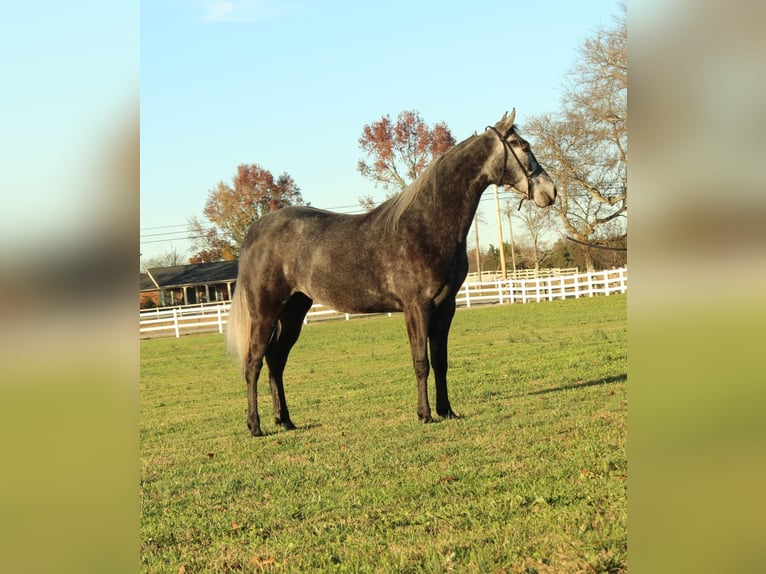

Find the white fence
[[140, 267, 627, 339], [139, 302, 230, 338], [464, 267, 578, 283]]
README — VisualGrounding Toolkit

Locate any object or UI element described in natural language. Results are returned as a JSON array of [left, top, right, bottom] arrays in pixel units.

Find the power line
[[140, 234, 206, 245], [139, 223, 191, 231], [140, 229, 210, 239], [138, 191, 549, 249]]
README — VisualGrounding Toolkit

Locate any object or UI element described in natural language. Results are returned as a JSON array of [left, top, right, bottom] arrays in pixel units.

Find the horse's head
[[488, 109, 557, 208]]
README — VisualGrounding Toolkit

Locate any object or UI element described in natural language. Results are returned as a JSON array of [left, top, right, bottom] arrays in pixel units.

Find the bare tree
[[141, 246, 187, 271], [504, 200, 554, 272], [525, 4, 626, 271]]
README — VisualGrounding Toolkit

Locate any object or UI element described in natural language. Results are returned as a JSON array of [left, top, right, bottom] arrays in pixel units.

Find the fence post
[[497, 281, 504, 305], [464, 283, 471, 308], [216, 305, 223, 333], [172, 308, 180, 338]]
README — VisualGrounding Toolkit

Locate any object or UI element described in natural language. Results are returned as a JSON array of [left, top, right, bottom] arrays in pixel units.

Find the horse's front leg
[[429, 298, 458, 419], [404, 305, 433, 423]]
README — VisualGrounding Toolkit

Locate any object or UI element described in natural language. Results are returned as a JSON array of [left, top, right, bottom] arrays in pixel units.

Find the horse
[[227, 109, 556, 436]]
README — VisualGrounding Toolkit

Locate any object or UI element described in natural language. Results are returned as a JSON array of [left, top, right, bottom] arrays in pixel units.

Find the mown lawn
[[141, 294, 626, 573]]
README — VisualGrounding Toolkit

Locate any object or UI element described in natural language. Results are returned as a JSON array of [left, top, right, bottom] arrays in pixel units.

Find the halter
[[485, 124, 543, 210]]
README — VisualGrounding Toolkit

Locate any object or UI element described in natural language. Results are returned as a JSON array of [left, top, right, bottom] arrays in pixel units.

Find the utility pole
[[473, 214, 482, 281], [503, 200, 518, 277], [494, 185, 507, 279]]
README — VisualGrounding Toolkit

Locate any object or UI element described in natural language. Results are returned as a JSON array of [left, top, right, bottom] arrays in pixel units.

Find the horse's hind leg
[[429, 298, 458, 419], [245, 293, 285, 437], [265, 293, 313, 431], [245, 317, 275, 437]]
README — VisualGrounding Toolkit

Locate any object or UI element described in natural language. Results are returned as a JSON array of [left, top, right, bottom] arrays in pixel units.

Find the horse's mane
[[373, 134, 480, 232]]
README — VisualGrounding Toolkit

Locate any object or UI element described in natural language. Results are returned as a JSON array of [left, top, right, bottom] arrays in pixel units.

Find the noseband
[[485, 125, 542, 210]]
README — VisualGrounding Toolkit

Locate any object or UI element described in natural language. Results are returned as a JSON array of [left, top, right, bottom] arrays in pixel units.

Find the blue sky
[[140, 0, 620, 262]]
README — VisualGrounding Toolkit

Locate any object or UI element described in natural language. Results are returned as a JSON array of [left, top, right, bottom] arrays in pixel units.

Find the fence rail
[[464, 267, 578, 283], [140, 267, 627, 338]]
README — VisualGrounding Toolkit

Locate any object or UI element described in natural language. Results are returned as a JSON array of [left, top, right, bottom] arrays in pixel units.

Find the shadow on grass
[[518, 373, 627, 397], [250, 422, 323, 438], [297, 422, 323, 432]]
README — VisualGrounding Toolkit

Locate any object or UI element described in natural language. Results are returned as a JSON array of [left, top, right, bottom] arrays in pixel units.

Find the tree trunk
[[583, 248, 596, 273]]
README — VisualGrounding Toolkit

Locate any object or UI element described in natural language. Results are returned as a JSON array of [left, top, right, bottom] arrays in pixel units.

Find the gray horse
[[228, 110, 556, 436]]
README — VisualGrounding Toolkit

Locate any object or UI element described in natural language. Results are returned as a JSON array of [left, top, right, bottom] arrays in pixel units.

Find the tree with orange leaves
[[189, 163, 303, 262], [357, 110, 455, 209]]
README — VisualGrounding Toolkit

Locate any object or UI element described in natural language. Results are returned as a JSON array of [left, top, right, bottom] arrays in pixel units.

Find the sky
[[139, 0, 621, 263]]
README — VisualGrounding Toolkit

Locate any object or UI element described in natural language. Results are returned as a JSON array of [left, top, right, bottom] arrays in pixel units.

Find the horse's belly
[[310, 286, 402, 315], [295, 234, 404, 313], [299, 268, 400, 314]]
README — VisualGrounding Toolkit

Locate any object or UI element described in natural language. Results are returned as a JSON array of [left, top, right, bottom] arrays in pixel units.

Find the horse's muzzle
[[531, 174, 557, 207]]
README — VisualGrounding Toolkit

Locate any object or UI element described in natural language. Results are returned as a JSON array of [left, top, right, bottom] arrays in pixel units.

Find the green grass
[[141, 295, 626, 573]]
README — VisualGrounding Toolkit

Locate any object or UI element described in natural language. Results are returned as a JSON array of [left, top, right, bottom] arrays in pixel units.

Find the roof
[[140, 272, 158, 291], [145, 260, 239, 289]]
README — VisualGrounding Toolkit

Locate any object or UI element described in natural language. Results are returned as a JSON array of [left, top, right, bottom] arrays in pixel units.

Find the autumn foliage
[[189, 163, 303, 262], [357, 110, 455, 208]]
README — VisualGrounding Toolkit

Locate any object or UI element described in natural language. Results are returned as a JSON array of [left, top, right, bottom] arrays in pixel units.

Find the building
[[141, 260, 238, 308], [140, 272, 160, 308]]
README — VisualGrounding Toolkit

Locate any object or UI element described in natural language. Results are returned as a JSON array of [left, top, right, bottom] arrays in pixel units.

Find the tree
[[504, 199, 555, 272], [525, 4, 626, 272], [485, 240, 544, 274], [547, 239, 580, 270], [187, 217, 237, 263], [483, 244, 502, 272], [141, 246, 187, 271], [189, 163, 303, 261], [357, 110, 455, 208]]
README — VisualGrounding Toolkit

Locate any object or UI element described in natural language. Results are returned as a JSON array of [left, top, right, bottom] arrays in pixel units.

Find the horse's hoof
[[282, 420, 297, 431], [419, 414, 435, 424], [439, 409, 459, 420], [248, 422, 264, 437]]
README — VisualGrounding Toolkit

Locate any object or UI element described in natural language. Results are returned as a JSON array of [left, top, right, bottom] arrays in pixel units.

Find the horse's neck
[[411, 135, 496, 244]]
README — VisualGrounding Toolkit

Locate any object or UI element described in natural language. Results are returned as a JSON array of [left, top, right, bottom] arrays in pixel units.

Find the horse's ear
[[496, 108, 516, 131]]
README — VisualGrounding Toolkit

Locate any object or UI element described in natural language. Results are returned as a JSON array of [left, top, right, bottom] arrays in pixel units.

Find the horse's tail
[[226, 280, 250, 371]]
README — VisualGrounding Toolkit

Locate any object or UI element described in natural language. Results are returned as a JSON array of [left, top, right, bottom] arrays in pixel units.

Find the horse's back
[[237, 207, 405, 313], [239, 206, 335, 279], [240, 206, 362, 261]]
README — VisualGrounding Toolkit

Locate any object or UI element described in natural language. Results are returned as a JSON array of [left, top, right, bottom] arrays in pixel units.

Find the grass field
[[140, 295, 626, 573]]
